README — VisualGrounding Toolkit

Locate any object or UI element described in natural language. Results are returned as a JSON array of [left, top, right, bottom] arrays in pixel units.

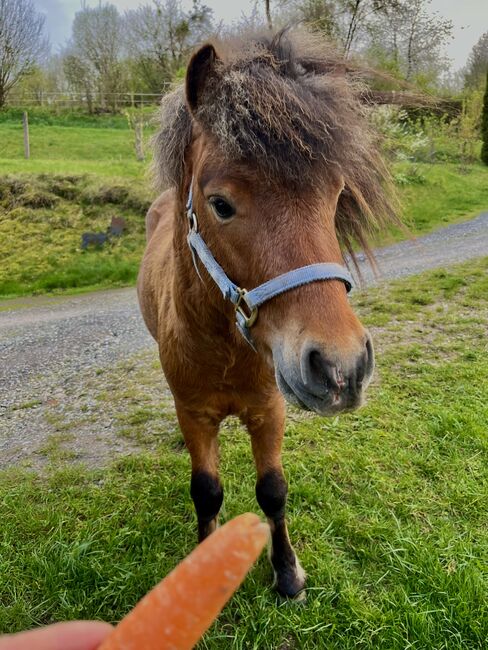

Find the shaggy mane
[[153, 27, 400, 264]]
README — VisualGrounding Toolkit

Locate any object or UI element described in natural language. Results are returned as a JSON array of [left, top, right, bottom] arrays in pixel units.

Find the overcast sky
[[36, 0, 488, 72]]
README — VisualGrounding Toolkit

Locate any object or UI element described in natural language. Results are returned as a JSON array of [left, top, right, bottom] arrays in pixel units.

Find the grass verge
[[377, 162, 488, 244], [0, 258, 487, 648]]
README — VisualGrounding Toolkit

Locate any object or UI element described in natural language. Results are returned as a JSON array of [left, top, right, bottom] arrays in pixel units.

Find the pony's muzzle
[[273, 333, 374, 415]]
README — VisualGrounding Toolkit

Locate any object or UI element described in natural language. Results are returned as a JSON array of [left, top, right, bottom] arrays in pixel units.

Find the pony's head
[[154, 29, 397, 415]]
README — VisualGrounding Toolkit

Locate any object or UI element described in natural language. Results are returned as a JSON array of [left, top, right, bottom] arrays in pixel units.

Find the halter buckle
[[235, 288, 258, 328], [187, 210, 198, 233]]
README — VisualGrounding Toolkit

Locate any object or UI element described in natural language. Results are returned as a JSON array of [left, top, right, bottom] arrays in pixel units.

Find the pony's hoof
[[274, 563, 307, 601], [276, 581, 307, 602], [289, 588, 307, 603]]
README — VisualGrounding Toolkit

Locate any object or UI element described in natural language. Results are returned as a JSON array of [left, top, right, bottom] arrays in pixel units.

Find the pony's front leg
[[176, 406, 223, 542], [244, 399, 306, 600]]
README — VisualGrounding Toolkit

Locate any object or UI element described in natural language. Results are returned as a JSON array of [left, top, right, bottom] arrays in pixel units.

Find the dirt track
[[1, 212, 487, 468]]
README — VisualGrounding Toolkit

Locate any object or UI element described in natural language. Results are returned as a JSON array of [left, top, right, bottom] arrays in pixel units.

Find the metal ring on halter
[[188, 211, 198, 232], [235, 288, 258, 328]]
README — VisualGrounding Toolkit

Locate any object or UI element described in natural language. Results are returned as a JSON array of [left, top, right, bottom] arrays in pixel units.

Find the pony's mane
[[153, 27, 399, 263]]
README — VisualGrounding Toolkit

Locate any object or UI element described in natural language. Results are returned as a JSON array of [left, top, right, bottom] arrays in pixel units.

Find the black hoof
[[275, 565, 307, 601]]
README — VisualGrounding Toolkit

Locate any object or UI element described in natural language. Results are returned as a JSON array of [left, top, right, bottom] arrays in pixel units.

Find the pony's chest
[[161, 339, 276, 414]]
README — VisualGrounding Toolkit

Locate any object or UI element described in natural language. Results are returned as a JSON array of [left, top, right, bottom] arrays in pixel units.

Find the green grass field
[[0, 174, 150, 296], [1, 258, 487, 648], [0, 109, 150, 178], [1, 110, 488, 297]]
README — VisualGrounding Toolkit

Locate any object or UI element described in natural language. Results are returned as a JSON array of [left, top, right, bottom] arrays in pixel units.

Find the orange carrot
[[98, 513, 269, 650]]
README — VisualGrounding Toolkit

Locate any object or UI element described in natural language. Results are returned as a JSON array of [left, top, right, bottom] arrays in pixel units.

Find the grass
[[0, 158, 146, 179], [0, 108, 153, 178], [0, 257, 487, 648], [0, 174, 150, 296], [0, 107, 155, 128], [382, 162, 488, 244]]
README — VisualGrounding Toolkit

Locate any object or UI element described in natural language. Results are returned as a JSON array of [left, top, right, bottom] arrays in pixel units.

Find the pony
[[137, 28, 396, 599]]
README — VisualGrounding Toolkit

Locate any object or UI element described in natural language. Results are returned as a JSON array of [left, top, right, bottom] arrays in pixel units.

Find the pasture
[[1, 109, 488, 297], [1, 0, 488, 642], [1, 104, 488, 649], [1, 258, 487, 648]]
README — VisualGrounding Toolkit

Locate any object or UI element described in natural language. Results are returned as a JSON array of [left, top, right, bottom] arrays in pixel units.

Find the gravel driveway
[[1, 212, 487, 469]]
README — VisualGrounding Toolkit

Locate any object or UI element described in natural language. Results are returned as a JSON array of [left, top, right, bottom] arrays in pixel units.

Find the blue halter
[[186, 181, 353, 347]]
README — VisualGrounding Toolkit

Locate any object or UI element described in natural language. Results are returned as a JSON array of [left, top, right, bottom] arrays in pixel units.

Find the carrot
[[98, 513, 269, 650]]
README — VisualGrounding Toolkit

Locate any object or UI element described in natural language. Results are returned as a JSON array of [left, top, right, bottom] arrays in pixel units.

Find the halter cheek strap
[[185, 180, 353, 346]]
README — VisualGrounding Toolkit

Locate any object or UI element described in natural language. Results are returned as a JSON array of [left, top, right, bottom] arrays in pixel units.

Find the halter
[[186, 180, 353, 347]]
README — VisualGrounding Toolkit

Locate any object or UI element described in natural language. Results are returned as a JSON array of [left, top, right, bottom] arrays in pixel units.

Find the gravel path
[[1, 213, 487, 469], [352, 211, 488, 285]]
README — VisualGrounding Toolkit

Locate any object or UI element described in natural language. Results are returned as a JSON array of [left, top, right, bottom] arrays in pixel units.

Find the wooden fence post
[[23, 111, 30, 159], [135, 118, 144, 161]]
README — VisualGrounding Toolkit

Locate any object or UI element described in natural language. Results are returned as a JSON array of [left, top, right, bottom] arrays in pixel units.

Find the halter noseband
[[185, 180, 353, 347]]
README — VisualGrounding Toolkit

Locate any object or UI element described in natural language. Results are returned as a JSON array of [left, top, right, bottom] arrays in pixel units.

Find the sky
[[35, 0, 488, 72]]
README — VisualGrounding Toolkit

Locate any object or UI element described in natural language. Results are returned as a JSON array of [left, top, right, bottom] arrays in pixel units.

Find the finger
[[0, 621, 113, 650]]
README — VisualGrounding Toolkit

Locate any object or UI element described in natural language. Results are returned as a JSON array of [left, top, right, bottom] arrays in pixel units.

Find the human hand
[[0, 621, 112, 650]]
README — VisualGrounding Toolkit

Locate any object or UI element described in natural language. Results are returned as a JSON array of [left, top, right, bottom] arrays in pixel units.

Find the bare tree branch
[[0, 0, 48, 107]]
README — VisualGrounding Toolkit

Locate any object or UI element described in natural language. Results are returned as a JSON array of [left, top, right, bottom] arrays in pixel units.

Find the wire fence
[[6, 89, 173, 110]]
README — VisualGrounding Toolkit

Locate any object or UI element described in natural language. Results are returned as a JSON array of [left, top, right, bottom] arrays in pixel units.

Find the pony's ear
[[186, 43, 218, 114]]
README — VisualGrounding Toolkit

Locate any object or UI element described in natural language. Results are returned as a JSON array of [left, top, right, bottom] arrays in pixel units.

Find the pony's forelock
[[152, 27, 400, 261]]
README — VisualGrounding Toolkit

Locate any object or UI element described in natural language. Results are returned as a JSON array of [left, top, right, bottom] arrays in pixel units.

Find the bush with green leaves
[[482, 69, 488, 165], [370, 106, 429, 161], [371, 102, 483, 165]]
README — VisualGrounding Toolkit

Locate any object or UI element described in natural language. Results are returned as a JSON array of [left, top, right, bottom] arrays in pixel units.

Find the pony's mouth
[[275, 368, 310, 411], [273, 341, 373, 416], [275, 367, 363, 415]]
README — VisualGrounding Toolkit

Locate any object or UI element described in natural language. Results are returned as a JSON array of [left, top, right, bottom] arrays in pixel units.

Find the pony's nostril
[[302, 348, 344, 395], [308, 350, 323, 381]]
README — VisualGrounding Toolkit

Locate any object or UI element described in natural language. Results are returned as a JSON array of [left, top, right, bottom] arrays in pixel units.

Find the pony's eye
[[209, 197, 235, 221]]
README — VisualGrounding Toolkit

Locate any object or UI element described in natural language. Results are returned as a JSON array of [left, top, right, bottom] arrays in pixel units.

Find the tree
[[280, 0, 400, 55], [340, 0, 399, 57], [482, 69, 488, 165], [464, 31, 488, 90], [13, 54, 66, 105], [0, 0, 48, 107], [295, 0, 337, 40], [124, 0, 213, 93], [367, 0, 453, 87], [63, 3, 124, 112], [63, 52, 96, 113]]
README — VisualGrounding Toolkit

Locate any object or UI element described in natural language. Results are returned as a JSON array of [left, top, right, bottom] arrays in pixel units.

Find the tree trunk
[[344, 0, 362, 57], [265, 0, 272, 30], [406, 5, 420, 81]]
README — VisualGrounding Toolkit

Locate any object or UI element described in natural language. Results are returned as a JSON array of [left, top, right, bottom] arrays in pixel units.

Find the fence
[[6, 89, 173, 111]]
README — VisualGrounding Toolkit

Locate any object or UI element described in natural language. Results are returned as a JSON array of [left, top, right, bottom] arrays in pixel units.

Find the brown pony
[[138, 28, 395, 599]]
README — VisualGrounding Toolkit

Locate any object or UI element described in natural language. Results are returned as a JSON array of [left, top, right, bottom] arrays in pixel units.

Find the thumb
[[0, 621, 113, 650]]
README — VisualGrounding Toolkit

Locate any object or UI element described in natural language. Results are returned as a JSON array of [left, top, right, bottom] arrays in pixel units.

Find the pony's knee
[[190, 471, 223, 522], [256, 469, 287, 520]]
